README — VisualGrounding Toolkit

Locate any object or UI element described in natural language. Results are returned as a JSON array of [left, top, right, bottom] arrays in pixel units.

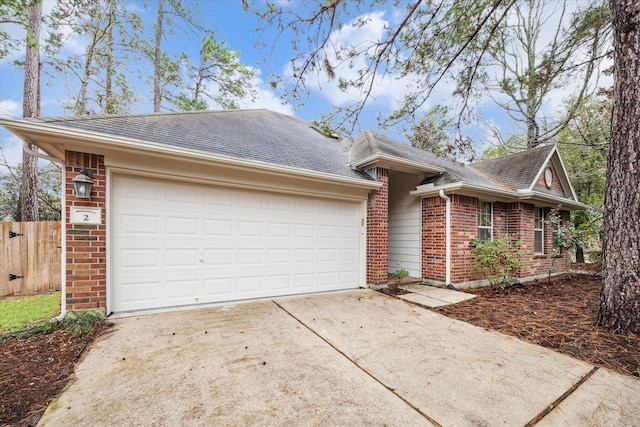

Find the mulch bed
[[438, 272, 640, 378], [0, 326, 110, 427]]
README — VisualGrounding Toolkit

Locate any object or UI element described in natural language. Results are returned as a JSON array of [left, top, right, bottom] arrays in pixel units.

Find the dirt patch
[[378, 286, 411, 296], [0, 326, 111, 427], [438, 272, 640, 378]]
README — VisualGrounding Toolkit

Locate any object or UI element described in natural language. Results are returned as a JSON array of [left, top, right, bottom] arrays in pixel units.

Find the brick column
[[449, 195, 479, 283], [65, 152, 106, 311], [366, 168, 388, 285], [422, 196, 446, 281]]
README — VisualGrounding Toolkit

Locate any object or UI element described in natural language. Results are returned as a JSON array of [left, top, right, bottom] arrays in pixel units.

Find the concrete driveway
[[39, 290, 640, 426]]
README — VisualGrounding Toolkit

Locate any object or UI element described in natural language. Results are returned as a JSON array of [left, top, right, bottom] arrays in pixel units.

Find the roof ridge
[[363, 130, 378, 154], [472, 143, 555, 167], [32, 108, 275, 123]]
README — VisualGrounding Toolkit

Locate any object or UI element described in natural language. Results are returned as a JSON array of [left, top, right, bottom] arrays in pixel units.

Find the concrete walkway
[[397, 284, 477, 307], [39, 290, 640, 426]]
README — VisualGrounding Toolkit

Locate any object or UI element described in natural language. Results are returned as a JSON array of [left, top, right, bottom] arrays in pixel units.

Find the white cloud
[[294, 11, 399, 107], [0, 99, 23, 170], [283, 10, 457, 125], [0, 99, 22, 118], [237, 68, 295, 116], [0, 133, 23, 171]]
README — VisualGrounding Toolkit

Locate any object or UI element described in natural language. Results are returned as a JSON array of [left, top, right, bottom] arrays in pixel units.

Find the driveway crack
[[524, 366, 599, 426], [272, 300, 442, 427]]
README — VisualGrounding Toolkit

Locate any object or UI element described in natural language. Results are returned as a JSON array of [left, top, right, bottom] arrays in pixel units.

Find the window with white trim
[[534, 207, 544, 254], [478, 201, 493, 243]]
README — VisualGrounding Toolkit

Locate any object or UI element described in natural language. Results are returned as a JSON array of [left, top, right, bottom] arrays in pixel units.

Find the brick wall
[[366, 168, 389, 284], [65, 152, 107, 311], [534, 161, 566, 196], [422, 196, 446, 281], [421, 194, 571, 285], [450, 195, 479, 283], [527, 208, 571, 276]]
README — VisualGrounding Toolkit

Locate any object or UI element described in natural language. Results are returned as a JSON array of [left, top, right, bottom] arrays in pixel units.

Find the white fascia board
[[411, 182, 514, 199], [351, 153, 445, 174], [411, 182, 587, 210], [0, 118, 382, 191], [552, 151, 580, 201], [520, 191, 588, 210]]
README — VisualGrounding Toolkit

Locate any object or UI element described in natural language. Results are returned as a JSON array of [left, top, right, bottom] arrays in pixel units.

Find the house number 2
[[70, 207, 102, 225]]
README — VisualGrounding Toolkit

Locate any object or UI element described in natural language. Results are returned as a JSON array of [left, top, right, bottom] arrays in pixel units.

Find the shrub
[[471, 238, 523, 289], [392, 269, 409, 280], [0, 310, 104, 342]]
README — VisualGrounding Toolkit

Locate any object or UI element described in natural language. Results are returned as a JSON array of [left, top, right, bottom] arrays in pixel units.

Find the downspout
[[23, 142, 68, 319], [22, 141, 62, 165], [439, 190, 451, 287]]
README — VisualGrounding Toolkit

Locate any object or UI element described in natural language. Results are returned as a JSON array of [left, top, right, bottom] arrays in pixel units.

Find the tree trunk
[[75, 32, 98, 116], [105, 0, 115, 114], [597, 0, 640, 334], [576, 246, 585, 264], [153, 0, 163, 112], [17, 0, 42, 222], [525, 3, 539, 150]]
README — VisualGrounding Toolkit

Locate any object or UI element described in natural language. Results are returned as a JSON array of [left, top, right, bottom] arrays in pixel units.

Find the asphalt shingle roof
[[27, 109, 366, 180], [351, 131, 509, 191], [471, 144, 555, 190], [20, 109, 560, 194]]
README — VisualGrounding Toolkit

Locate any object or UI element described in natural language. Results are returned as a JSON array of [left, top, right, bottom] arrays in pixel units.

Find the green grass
[[0, 291, 61, 333]]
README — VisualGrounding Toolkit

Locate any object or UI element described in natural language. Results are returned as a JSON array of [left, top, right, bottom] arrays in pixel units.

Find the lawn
[[0, 291, 61, 333]]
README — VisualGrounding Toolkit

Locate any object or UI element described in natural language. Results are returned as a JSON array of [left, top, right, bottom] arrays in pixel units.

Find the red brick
[[65, 152, 107, 312]]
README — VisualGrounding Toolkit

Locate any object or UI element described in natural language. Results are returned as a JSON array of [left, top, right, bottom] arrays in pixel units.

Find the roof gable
[[471, 144, 554, 190], [472, 144, 577, 201]]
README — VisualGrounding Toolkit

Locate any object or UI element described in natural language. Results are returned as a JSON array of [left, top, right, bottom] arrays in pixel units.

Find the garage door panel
[[268, 194, 292, 210], [267, 248, 290, 264], [294, 199, 315, 213], [267, 275, 291, 290], [203, 278, 233, 298], [166, 279, 198, 301], [118, 248, 160, 270], [267, 222, 291, 237], [165, 216, 199, 236], [119, 214, 159, 235], [204, 219, 233, 236], [112, 175, 362, 312], [116, 280, 162, 308], [165, 249, 199, 267], [237, 248, 264, 265], [238, 192, 264, 209], [204, 187, 233, 206], [205, 249, 233, 265], [237, 221, 263, 237], [335, 271, 359, 286], [165, 183, 199, 204]]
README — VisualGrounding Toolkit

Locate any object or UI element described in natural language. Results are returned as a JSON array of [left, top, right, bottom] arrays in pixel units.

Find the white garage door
[[111, 174, 363, 312]]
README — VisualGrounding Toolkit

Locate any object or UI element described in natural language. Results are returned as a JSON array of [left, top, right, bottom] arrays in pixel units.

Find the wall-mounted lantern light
[[72, 166, 93, 199]]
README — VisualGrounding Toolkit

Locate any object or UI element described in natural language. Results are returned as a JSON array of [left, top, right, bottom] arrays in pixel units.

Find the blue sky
[[0, 0, 609, 171]]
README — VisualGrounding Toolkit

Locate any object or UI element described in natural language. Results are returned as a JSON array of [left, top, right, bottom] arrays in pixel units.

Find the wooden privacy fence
[[0, 221, 62, 297]]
